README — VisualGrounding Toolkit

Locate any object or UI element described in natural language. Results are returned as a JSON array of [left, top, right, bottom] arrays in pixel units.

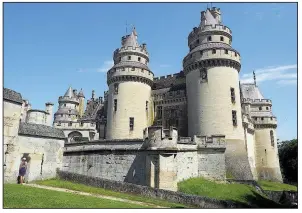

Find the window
[[64, 104, 66, 107], [230, 87, 235, 103], [232, 110, 237, 126], [128, 56, 131, 60], [129, 117, 134, 131], [254, 117, 257, 121], [190, 54, 193, 58], [157, 106, 163, 119], [58, 122, 61, 126], [220, 36, 224, 41], [225, 50, 228, 54], [266, 107, 269, 110], [80, 122, 83, 127], [270, 130, 274, 147], [119, 57, 121, 62], [146, 101, 148, 111], [200, 68, 207, 80], [138, 57, 141, 62], [131, 67, 135, 71], [114, 83, 119, 94], [200, 51, 203, 56], [259, 107, 262, 110], [122, 67, 125, 71], [61, 114, 63, 117], [271, 117, 273, 120], [141, 69, 144, 72], [212, 49, 216, 54], [196, 39, 199, 44], [208, 36, 212, 41], [235, 52, 237, 56], [261, 117, 264, 121], [69, 122, 72, 126], [114, 99, 117, 112]]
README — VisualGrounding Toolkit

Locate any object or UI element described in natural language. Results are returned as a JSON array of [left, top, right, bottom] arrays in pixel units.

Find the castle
[[4, 7, 283, 190]]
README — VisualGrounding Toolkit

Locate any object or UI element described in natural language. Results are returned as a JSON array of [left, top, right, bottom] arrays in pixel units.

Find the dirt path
[[25, 183, 167, 208]]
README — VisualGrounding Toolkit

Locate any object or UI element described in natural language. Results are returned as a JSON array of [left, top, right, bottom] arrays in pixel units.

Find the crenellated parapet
[[143, 126, 178, 150], [253, 116, 277, 128]]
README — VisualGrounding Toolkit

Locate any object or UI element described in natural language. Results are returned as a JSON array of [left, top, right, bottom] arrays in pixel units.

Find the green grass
[[257, 180, 297, 192], [178, 177, 282, 208], [34, 179, 186, 208], [4, 184, 149, 208]]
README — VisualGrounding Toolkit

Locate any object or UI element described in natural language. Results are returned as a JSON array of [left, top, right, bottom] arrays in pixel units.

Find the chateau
[[4, 7, 282, 190]]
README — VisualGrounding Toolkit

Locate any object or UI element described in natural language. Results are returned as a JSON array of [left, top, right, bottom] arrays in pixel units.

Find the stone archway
[[68, 131, 82, 143]]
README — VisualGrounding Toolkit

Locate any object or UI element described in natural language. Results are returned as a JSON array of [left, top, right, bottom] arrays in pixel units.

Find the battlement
[[177, 134, 226, 149], [143, 126, 178, 150], [252, 116, 277, 127], [242, 98, 272, 105], [54, 120, 96, 129], [189, 24, 232, 40], [114, 45, 149, 56], [153, 73, 183, 81], [153, 90, 186, 102], [59, 96, 79, 104]]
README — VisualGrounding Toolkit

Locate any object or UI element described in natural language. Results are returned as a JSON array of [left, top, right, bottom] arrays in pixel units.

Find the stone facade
[[3, 88, 65, 183]]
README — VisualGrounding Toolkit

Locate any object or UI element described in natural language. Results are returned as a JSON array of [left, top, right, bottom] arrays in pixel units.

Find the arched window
[[68, 131, 82, 143], [270, 130, 274, 147]]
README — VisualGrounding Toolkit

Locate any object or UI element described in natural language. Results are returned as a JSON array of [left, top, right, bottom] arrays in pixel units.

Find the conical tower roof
[[200, 9, 218, 27], [123, 28, 139, 48], [78, 88, 85, 98], [64, 86, 75, 98]]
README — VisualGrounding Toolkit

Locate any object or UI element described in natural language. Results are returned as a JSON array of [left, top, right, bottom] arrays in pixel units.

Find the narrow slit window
[[114, 83, 119, 94], [146, 101, 148, 111], [200, 68, 207, 80], [270, 130, 274, 147], [230, 87, 235, 103], [208, 36, 212, 41], [212, 49, 216, 54], [138, 57, 141, 62], [114, 99, 117, 112], [157, 106, 163, 119], [232, 110, 237, 126], [128, 56, 131, 60], [225, 49, 228, 54], [220, 36, 224, 41], [129, 117, 134, 131]]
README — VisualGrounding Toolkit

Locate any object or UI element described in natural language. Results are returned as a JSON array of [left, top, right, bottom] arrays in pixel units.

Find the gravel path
[[25, 183, 167, 208]]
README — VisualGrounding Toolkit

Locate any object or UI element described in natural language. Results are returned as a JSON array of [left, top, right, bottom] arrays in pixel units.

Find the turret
[[78, 88, 85, 117], [106, 27, 154, 139], [45, 102, 54, 126]]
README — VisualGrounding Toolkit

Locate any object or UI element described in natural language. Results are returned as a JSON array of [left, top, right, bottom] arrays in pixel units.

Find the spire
[[78, 88, 85, 98], [253, 70, 257, 86], [64, 86, 75, 98], [92, 90, 95, 100]]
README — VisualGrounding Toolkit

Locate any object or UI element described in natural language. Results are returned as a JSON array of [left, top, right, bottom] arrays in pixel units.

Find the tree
[[278, 139, 297, 183]]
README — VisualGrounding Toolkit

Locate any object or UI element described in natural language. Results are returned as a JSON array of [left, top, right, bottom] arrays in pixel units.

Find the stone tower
[[183, 7, 253, 179], [78, 88, 85, 118], [53, 86, 80, 125], [45, 102, 54, 126], [106, 27, 154, 139]]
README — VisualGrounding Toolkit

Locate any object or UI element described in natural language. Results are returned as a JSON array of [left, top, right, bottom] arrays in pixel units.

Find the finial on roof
[[92, 90, 95, 100], [253, 70, 257, 86]]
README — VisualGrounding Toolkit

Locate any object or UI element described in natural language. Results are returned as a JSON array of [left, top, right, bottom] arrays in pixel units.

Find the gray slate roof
[[123, 29, 139, 48], [240, 84, 264, 100], [78, 89, 85, 98], [64, 86, 75, 98], [3, 88, 23, 105], [18, 122, 65, 139], [201, 9, 218, 27], [54, 108, 79, 115]]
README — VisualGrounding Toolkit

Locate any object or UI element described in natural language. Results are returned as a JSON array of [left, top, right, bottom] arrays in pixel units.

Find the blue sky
[[4, 2, 297, 141]]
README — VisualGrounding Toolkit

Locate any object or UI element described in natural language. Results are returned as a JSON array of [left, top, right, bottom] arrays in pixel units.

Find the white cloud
[[97, 60, 114, 73], [240, 64, 297, 85], [277, 79, 297, 86]]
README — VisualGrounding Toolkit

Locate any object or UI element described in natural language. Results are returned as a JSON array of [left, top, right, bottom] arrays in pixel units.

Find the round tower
[[183, 8, 252, 180], [78, 88, 85, 118], [184, 7, 243, 139], [106, 27, 154, 139], [53, 86, 80, 126]]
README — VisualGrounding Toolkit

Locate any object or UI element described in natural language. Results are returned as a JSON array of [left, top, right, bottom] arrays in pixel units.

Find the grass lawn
[[4, 184, 149, 208], [34, 179, 186, 208], [178, 177, 283, 208], [257, 180, 297, 192]]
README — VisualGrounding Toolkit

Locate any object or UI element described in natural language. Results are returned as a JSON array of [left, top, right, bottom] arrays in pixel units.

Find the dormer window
[[208, 36, 212, 41]]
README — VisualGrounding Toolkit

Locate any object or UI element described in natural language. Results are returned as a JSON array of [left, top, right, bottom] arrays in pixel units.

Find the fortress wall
[[176, 151, 198, 182], [245, 129, 258, 180]]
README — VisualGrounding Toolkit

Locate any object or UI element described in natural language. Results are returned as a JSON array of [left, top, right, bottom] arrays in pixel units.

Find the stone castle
[[4, 7, 282, 191]]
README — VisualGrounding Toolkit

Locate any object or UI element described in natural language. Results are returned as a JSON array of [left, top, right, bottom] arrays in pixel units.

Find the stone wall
[[56, 170, 245, 208]]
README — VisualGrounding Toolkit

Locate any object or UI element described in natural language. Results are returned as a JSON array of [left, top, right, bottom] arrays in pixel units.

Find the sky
[[3, 2, 297, 141]]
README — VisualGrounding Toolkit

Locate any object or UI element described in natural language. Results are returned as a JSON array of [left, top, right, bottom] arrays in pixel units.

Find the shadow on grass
[[241, 190, 286, 208]]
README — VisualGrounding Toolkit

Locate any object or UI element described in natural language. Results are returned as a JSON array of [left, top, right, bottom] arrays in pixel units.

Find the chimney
[[45, 102, 54, 126]]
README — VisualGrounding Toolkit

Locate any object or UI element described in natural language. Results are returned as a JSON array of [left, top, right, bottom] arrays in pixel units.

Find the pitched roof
[[18, 122, 65, 139], [78, 88, 85, 98], [240, 84, 264, 100], [3, 88, 23, 105], [200, 9, 219, 27], [123, 29, 139, 48]]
